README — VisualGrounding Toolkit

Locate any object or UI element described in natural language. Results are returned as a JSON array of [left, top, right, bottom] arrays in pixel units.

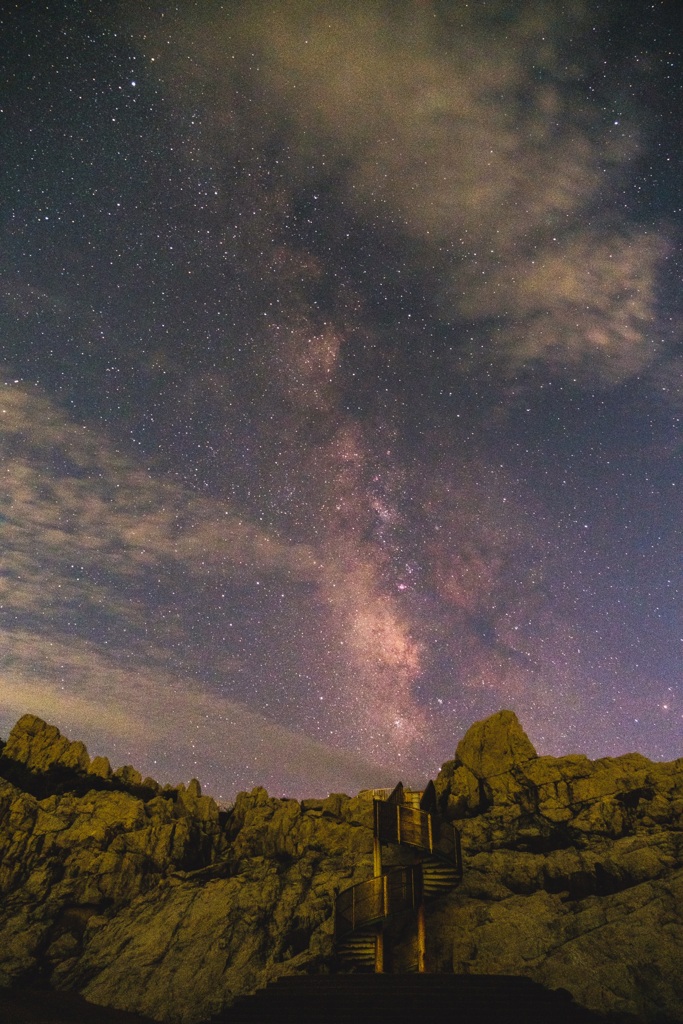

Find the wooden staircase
[[334, 781, 462, 972], [335, 932, 377, 968], [422, 855, 461, 897], [201, 786, 640, 1023]]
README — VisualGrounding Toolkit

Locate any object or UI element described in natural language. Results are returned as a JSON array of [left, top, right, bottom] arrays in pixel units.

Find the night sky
[[1, 1, 681, 803]]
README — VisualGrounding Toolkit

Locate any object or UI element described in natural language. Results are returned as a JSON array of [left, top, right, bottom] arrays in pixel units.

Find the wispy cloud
[[1, 381, 392, 796], [128, 0, 672, 384], [0, 635, 397, 800]]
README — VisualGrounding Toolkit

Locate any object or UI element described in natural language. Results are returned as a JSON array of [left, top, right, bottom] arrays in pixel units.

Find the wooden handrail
[[374, 801, 461, 870], [334, 787, 462, 961], [335, 865, 423, 941]]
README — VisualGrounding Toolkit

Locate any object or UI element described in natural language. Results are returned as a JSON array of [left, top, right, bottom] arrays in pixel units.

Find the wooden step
[[422, 859, 460, 897], [336, 932, 377, 965]]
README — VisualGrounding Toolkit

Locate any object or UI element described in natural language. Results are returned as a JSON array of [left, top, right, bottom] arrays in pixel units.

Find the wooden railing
[[374, 801, 462, 873], [375, 800, 432, 849], [335, 865, 423, 941], [334, 783, 462, 957]]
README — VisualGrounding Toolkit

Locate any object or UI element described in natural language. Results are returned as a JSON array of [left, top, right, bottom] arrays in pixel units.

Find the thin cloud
[[125, 0, 672, 384], [0, 641, 398, 800], [0, 381, 358, 796]]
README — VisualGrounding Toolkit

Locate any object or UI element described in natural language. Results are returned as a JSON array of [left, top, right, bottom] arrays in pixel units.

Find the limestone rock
[[0, 748, 227, 991], [439, 764, 481, 818], [2, 711, 682, 1023], [88, 756, 112, 780], [3, 715, 90, 773], [52, 790, 375, 1023], [441, 869, 683, 1022], [454, 710, 537, 779], [114, 765, 143, 788]]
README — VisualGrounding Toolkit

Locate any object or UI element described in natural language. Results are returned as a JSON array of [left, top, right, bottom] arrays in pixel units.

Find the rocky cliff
[[0, 711, 681, 1023]]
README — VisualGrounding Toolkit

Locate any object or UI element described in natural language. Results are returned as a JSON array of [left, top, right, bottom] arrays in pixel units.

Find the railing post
[[416, 902, 426, 973], [373, 801, 382, 879], [376, 874, 388, 974], [373, 797, 383, 975], [375, 927, 384, 974]]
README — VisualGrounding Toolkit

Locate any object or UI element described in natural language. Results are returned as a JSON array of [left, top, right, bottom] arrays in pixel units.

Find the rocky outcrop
[[454, 708, 538, 779], [431, 711, 683, 1021], [60, 788, 377, 1022], [1, 711, 682, 1023], [3, 714, 92, 774], [0, 717, 225, 991], [0, 716, 374, 1022]]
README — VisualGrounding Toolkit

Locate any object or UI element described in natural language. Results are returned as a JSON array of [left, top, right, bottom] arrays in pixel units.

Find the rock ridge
[[0, 710, 681, 1024]]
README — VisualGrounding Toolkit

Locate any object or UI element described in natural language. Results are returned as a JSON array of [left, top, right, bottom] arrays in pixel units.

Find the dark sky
[[1, 0, 681, 802]]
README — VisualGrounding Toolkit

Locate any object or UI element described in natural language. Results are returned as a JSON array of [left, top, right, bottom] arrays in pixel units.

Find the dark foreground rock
[[212, 974, 643, 1024], [0, 975, 642, 1024], [0, 984, 157, 1023], [0, 711, 681, 1023]]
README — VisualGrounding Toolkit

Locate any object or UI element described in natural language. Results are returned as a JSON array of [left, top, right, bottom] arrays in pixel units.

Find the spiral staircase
[[208, 786, 611, 1021], [334, 780, 462, 973]]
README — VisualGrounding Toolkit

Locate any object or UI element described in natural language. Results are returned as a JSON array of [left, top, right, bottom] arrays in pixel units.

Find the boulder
[[114, 765, 143, 788], [454, 709, 537, 779]]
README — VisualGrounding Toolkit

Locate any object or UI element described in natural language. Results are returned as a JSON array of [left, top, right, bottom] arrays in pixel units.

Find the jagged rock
[[0, 719, 227, 996], [438, 869, 683, 1020], [320, 792, 349, 818], [454, 709, 537, 779], [1, 712, 682, 1023], [114, 765, 144, 788], [175, 783, 219, 825], [3, 714, 91, 773], [435, 763, 482, 817], [89, 756, 113, 780], [50, 786, 374, 1022]]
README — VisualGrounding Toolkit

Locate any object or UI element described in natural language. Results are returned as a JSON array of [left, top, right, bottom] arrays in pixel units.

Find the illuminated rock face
[[454, 709, 538, 780], [0, 711, 682, 1023], [3, 713, 92, 774], [431, 711, 683, 1020], [0, 716, 373, 1022]]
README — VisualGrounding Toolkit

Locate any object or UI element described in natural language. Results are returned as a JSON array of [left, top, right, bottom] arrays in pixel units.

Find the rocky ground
[[0, 985, 157, 1024], [0, 711, 681, 1023]]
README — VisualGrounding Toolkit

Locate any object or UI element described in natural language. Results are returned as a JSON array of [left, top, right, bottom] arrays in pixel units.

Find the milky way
[[0, 1, 680, 801]]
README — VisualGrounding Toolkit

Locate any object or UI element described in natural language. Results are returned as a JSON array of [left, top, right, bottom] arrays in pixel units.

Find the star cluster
[[0, 0, 680, 801]]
